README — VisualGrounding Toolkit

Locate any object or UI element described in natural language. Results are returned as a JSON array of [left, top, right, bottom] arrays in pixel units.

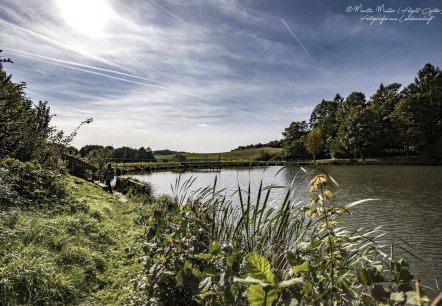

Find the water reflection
[[127, 165, 442, 291]]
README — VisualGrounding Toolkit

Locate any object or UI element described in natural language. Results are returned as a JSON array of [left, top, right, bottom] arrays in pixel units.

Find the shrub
[[115, 177, 153, 197], [0, 158, 66, 208], [132, 170, 430, 305]]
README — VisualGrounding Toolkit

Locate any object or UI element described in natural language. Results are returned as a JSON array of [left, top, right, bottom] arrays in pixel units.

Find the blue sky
[[1, 0, 441, 152]]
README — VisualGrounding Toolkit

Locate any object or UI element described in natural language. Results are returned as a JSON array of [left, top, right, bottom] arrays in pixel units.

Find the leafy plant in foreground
[[135, 169, 432, 305]]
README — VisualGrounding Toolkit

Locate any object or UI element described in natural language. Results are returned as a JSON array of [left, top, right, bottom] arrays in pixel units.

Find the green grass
[[314, 156, 430, 165], [0, 175, 143, 305], [1, 164, 435, 304], [155, 147, 284, 161]]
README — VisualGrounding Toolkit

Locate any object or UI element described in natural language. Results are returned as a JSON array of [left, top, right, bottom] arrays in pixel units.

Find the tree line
[[233, 140, 283, 151], [282, 63, 442, 162], [66, 145, 156, 172], [73, 145, 155, 161]]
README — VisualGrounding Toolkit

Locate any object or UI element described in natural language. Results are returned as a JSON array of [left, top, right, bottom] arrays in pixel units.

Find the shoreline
[[116, 156, 441, 174]]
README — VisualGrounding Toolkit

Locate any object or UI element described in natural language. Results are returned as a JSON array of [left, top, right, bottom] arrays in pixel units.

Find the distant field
[[155, 147, 284, 162]]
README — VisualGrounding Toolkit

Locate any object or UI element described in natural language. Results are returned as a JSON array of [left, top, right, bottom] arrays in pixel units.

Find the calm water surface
[[127, 165, 442, 291]]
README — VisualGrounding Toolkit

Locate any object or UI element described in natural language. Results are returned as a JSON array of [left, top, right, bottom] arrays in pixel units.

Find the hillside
[[155, 146, 284, 161]]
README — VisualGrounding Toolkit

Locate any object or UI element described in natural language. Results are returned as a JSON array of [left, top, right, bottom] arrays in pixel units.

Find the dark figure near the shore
[[105, 163, 115, 194]]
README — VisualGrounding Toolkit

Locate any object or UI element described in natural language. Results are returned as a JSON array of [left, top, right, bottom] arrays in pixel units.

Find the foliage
[[336, 105, 381, 160], [113, 146, 155, 161], [155, 147, 284, 162], [283, 63, 442, 163], [79, 145, 156, 162], [153, 149, 185, 156], [85, 146, 114, 172], [255, 150, 281, 161], [0, 53, 92, 169], [390, 97, 423, 156], [0, 158, 66, 208], [0, 173, 144, 305], [235, 140, 283, 151], [304, 128, 324, 161], [131, 169, 432, 305], [114, 177, 153, 197], [282, 121, 309, 157]]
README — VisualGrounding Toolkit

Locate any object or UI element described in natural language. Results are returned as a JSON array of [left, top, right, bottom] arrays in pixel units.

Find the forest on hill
[[281, 63, 442, 162]]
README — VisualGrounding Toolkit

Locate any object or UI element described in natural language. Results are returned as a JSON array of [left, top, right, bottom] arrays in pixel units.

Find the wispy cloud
[[0, 18, 130, 71], [1, 0, 441, 151]]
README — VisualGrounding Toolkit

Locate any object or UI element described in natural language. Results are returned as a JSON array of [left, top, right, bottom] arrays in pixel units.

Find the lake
[[125, 165, 442, 292]]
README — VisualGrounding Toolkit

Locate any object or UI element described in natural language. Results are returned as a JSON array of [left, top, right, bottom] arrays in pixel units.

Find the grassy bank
[[0, 172, 143, 305], [1, 159, 439, 305], [115, 155, 439, 175], [154, 147, 284, 161], [314, 156, 441, 165]]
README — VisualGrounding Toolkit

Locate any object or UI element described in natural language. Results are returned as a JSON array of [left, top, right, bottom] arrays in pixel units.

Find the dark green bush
[[0, 158, 66, 208], [114, 177, 153, 197]]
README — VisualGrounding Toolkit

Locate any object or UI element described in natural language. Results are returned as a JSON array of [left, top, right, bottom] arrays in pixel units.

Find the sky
[[1, 0, 442, 152]]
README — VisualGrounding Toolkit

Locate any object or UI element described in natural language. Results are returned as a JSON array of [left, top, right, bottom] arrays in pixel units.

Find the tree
[[0, 52, 92, 167], [367, 83, 402, 154], [79, 145, 105, 157], [282, 121, 309, 157], [136, 147, 155, 161], [309, 98, 340, 157], [389, 64, 442, 158], [390, 97, 423, 156], [309, 99, 339, 128], [86, 147, 113, 172], [304, 128, 324, 161], [336, 92, 366, 121], [0, 50, 92, 169], [336, 106, 380, 160], [412, 63, 442, 157], [0, 63, 49, 162]]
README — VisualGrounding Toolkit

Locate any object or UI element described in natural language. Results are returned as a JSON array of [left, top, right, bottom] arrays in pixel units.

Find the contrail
[[10, 50, 210, 100], [148, 0, 188, 25], [147, 0, 266, 79], [51, 62, 211, 101], [281, 18, 319, 68], [0, 18, 131, 72], [6, 48, 170, 86]]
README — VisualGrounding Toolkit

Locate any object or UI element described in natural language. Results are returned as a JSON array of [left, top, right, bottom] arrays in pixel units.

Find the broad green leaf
[[392, 261, 401, 273], [357, 268, 373, 286], [183, 260, 193, 270], [338, 278, 355, 300], [195, 253, 213, 260], [247, 284, 276, 306], [371, 284, 389, 302], [203, 266, 217, 276], [226, 254, 235, 267], [399, 269, 413, 283], [243, 253, 275, 285], [292, 262, 309, 275], [199, 291, 216, 300], [322, 190, 333, 199], [398, 258, 409, 268], [209, 241, 221, 255]]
